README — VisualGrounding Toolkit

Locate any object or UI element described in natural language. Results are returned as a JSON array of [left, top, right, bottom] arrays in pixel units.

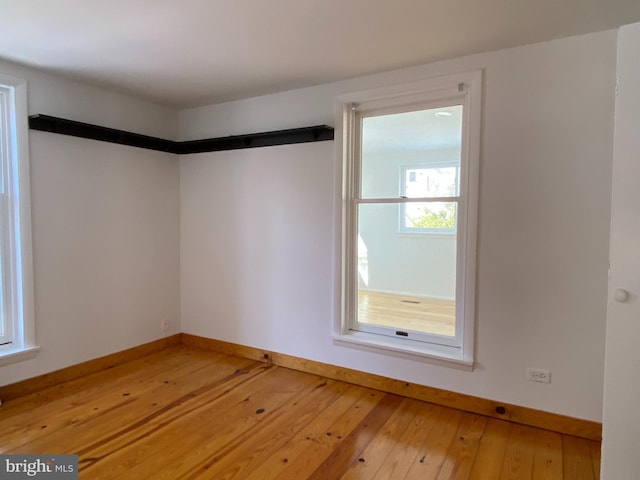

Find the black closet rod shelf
[[28, 114, 334, 154]]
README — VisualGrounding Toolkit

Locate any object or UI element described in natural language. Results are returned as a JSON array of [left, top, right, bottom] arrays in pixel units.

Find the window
[[336, 71, 481, 366], [0, 74, 36, 364]]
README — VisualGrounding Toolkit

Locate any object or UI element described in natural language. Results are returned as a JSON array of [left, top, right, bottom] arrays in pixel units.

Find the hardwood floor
[[0, 345, 600, 479], [358, 290, 456, 337]]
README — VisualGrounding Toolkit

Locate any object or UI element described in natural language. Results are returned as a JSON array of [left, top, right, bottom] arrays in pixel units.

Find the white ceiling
[[363, 105, 463, 153], [0, 0, 638, 109]]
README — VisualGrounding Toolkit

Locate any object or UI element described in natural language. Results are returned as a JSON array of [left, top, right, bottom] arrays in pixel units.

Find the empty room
[[0, 1, 639, 478]]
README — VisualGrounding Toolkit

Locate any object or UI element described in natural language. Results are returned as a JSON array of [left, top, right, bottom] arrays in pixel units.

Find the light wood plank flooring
[[358, 290, 456, 337], [0, 345, 600, 479]]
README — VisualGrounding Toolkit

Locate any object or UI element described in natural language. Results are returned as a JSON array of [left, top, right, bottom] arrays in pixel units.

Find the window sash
[[339, 70, 481, 365], [347, 200, 464, 348], [0, 89, 13, 346], [0, 84, 18, 349], [0, 73, 35, 360], [352, 199, 460, 346], [343, 89, 473, 350], [355, 196, 459, 204]]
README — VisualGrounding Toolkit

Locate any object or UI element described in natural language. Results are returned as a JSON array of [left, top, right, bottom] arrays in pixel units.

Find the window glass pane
[[361, 105, 463, 199], [0, 94, 5, 191], [0, 247, 4, 336], [402, 164, 458, 198], [357, 203, 456, 337], [0, 96, 4, 337]]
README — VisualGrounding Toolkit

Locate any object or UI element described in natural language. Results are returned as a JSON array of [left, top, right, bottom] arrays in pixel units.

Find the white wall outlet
[[528, 368, 551, 384], [161, 320, 170, 332]]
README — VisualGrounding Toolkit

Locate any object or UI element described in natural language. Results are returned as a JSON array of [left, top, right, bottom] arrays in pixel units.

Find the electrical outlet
[[161, 320, 170, 332], [528, 368, 551, 384]]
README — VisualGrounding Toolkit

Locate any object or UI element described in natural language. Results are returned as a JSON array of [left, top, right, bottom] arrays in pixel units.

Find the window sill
[[0, 346, 40, 367], [333, 331, 473, 370]]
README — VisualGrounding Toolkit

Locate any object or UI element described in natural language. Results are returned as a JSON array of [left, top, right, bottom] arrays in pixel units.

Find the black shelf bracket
[[28, 114, 334, 154]]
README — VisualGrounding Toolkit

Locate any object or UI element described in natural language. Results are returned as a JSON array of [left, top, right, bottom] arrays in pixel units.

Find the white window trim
[[0, 74, 37, 364], [334, 70, 482, 367]]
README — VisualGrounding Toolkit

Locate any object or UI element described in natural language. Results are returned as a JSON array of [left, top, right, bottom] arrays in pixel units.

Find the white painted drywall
[[0, 61, 180, 386], [0, 58, 178, 140], [180, 30, 616, 421], [601, 21, 640, 480], [180, 143, 335, 354]]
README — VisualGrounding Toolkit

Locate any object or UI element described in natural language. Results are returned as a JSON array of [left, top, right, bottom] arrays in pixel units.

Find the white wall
[[0, 60, 180, 386], [180, 30, 616, 421], [0, 58, 178, 140], [181, 143, 335, 354], [601, 21, 640, 480]]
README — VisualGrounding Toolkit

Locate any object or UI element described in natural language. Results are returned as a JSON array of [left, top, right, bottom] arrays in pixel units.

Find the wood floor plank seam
[[369, 404, 450, 479], [338, 397, 423, 479], [178, 377, 345, 480], [403, 407, 465, 479], [82, 365, 344, 478], [0, 334, 182, 402], [238, 387, 385, 480], [0, 349, 247, 454], [77, 362, 268, 469], [307, 393, 404, 480], [436, 413, 487, 479]]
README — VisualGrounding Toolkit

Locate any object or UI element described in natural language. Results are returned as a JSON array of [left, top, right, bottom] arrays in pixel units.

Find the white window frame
[[0, 74, 37, 366], [334, 71, 482, 367]]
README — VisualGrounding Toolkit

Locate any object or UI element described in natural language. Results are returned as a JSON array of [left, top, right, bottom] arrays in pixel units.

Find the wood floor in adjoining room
[[0, 345, 600, 479], [358, 290, 456, 337]]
